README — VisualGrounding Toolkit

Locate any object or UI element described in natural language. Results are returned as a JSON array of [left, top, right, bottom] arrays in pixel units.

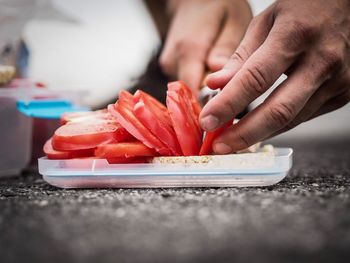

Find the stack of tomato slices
[[44, 81, 223, 163]]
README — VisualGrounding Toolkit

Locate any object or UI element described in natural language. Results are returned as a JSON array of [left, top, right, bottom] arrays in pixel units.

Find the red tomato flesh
[[167, 88, 202, 156], [134, 90, 173, 127], [133, 91, 182, 156], [108, 90, 172, 155], [44, 139, 94, 159], [52, 122, 120, 151], [168, 81, 203, 139], [168, 81, 202, 120], [95, 142, 156, 158]]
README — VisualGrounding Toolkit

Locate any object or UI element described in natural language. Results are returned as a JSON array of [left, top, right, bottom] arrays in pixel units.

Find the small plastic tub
[[38, 148, 293, 188], [0, 84, 87, 177], [0, 97, 33, 176]]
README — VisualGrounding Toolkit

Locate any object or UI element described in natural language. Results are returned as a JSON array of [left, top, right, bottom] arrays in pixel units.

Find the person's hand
[[160, 0, 252, 94], [200, 0, 350, 154]]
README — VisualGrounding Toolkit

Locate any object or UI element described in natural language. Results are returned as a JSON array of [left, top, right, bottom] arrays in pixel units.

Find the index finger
[[200, 18, 315, 131], [212, 58, 327, 153]]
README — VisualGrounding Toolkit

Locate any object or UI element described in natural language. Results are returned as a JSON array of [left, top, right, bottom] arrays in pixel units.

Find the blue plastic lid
[[17, 99, 89, 119]]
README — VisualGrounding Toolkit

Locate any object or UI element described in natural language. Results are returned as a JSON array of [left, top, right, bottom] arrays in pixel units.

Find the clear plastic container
[[38, 148, 293, 188], [0, 97, 32, 176], [0, 85, 87, 177]]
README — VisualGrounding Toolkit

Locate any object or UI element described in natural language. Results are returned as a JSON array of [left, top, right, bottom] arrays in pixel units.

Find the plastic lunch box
[[0, 84, 87, 177], [38, 148, 293, 188]]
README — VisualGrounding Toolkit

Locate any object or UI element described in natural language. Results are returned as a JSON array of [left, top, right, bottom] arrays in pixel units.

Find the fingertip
[[213, 142, 232, 154]]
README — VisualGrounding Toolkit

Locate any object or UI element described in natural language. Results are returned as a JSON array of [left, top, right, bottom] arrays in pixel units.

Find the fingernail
[[200, 115, 220, 131], [213, 143, 232, 154]]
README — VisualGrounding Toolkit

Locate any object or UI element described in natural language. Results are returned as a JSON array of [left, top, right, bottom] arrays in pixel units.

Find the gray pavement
[[0, 137, 349, 263]]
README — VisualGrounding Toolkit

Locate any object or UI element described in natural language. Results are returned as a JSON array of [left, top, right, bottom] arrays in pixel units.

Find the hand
[[200, 0, 350, 154], [160, 0, 252, 93]]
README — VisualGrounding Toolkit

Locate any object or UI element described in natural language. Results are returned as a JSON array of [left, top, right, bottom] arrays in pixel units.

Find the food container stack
[[0, 80, 87, 177]]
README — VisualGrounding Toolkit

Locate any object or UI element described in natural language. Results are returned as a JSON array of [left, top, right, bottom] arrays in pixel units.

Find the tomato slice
[[168, 81, 203, 139], [95, 142, 156, 158], [52, 122, 120, 151], [133, 91, 182, 156], [167, 87, 202, 156], [168, 81, 202, 120], [108, 91, 172, 155], [199, 120, 233, 155], [44, 139, 94, 159], [133, 90, 173, 126]]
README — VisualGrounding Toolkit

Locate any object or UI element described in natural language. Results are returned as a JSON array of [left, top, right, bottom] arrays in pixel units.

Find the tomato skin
[[108, 91, 172, 156], [134, 90, 173, 126], [168, 81, 203, 140], [166, 81, 203, 156], [44, 139, 94, 159], [133, 91, 182, 156], [167, 90, 202, 156], [168, 81, 202, 120], [199, 120, 233, 155], [95, 142, 156, 158], [52, 122, 120, 151], [119, 90, 135, 102]]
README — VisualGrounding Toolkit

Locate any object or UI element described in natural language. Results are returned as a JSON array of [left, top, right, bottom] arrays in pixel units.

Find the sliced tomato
[[199, 120, 233, 155], [168, 81, 203, 139], [52, 122, 120, 151], [107, 156, 150, 164], [108, 90, 172, 155], [167, 88, 202, 156], [133, 91, 182, 156], [44, 139, 94, 159], [133, 90, 173, 126], [95, 142, 156, 158], [119, 89, 135, 102], [168, 81, 202, 120], [60, 109, 113, 125]]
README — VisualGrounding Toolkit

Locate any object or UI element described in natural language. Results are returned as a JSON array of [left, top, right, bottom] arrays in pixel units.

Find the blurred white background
[[24, 0, 159, 108]]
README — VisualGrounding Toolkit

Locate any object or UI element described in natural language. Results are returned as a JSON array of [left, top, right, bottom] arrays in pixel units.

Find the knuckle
[[239, 65, 270, 96], [288, 20, 317, 42], [175, 39, 208, 60], [159, 52, 173, 75], [275, 20, 318, 53], [230, 44, 250, 63], [266, 102, 296, 128], [318, 47, 344, 74]]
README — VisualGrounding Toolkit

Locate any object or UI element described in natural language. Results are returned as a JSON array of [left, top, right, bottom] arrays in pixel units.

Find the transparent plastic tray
[[38, 148, 293, 188]]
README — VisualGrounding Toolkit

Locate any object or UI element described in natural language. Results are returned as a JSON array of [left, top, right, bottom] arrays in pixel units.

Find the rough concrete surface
[[0, 138, 349, 263]]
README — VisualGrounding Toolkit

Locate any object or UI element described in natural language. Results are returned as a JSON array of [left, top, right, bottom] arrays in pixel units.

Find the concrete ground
[[0, 137, 349, 263]]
